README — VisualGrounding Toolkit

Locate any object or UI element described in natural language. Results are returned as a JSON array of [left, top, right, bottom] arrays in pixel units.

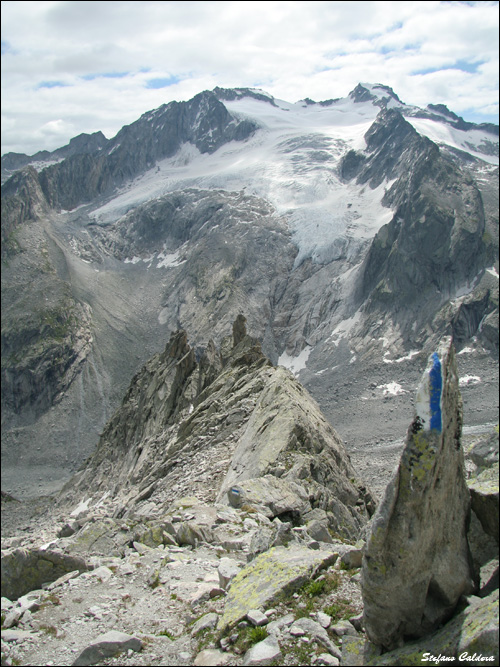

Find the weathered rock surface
[[58, 319, 373, 542], [468, 464, 499, 544], [217, 545, 337, 633], [363, 590, 499, 666], [243, 636, 282, 665], [467, 429, 499, 545], [362, 339, 477, 650], [71, 630, 142, 666], [1, 547, 91, 601]]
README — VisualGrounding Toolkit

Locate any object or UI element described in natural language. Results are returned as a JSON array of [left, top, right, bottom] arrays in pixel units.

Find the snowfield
[[89, 90, 497, 269]]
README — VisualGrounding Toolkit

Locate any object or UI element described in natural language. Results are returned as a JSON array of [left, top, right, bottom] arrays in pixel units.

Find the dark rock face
[[342, 110, 488, 346], [362, 338, 477, 650], [1, 132, 108, 183], [35, 91, 257, 211]]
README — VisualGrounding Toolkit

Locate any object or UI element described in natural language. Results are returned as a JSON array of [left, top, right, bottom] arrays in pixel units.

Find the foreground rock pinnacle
[[361, 337, 478, 650]]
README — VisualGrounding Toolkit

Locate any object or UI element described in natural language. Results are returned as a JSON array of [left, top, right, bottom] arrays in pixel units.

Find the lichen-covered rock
[[175, 521, 214, 547], [1, 547, 91, 601], [365, 590, 499, 666], [468, 463, 499, 543], [217, 545, 337, 634], [362, 339, 477, 650], [227, 475, 310, 521]]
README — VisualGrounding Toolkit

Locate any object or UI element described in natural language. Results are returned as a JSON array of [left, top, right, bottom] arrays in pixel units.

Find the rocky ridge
[[58, 316, 375, 540], [1, 336, 498, 666]]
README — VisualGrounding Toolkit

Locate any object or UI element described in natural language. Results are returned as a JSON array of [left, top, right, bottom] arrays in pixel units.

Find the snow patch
[[157, 249, 186, 268], [278, 346, 313, 376], [459, 375, 481, 387], [377, 382, 406, 396], [71, 497, 92, 517], [406, 117, 499, 165], [328, 312, 361, 346], [383, 350, 420, 364], [486, 266, 499, 279]]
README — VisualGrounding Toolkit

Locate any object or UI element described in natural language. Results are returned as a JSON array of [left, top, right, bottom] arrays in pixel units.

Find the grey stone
[[191, 612, 219, 636], [289, 617, 341, 658], [331, 620, 358, 637], [2, 609, 22, 629], [468, 462, 499, 544], [247, 609, 269, 626], [339, 546, 363, 569], [316, 611, 331, 629], [176, 522, 214, 547], [193, 648, 232, 666], [218, 557, 241, 590], [46, 570, 81, 590], [469, 431, 499, 469], [1, 546, 91, 601], [243, 636, 282, 666], [306, 519, 333, 544], [71, 631, 142, 666], [217, 545, 337, 633], [1, 597, 14, 611], [313, 654, 340, 666], [362, 340, 477, 650]]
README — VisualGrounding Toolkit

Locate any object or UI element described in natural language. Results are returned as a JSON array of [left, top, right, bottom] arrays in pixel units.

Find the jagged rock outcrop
[[34, 91, 257, 211], [346, 109, 487, 318], [362, 338, 477, 650], [59, 318, 374, 540], [1, 131, 109, 184]]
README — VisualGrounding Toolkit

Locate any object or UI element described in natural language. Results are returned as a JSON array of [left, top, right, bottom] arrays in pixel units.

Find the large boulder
[[217, 545, 337, 634], [1, 547, 91, 601], [467, 429, 499, 545], [364, 590, 499, 666], [362, 338, 477, 650]]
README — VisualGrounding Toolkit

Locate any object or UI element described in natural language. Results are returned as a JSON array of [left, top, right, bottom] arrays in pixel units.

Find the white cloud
[[1, 0, 498, 155]]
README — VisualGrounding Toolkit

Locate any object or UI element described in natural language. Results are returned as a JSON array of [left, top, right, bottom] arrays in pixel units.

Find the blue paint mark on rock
[[429, 352, 443, 432]]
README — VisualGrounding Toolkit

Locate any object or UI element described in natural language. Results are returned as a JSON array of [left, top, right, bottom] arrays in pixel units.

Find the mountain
[[1, 83, 498, 498], [0, 131, 108, 184]]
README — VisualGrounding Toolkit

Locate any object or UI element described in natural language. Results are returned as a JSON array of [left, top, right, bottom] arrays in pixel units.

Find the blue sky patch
[[37, 81, 70, 89], [145, 75, 181, 89], [1, 40, 13, 55], [414, 59, 485, 76], [82, 71, 130, 81]]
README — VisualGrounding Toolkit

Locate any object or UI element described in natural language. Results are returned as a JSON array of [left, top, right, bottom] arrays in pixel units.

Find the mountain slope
[[1, 83, 498, 498]]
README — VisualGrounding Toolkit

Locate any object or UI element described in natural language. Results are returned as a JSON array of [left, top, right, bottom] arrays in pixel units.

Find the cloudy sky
[[1, 0, 498, 155]]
